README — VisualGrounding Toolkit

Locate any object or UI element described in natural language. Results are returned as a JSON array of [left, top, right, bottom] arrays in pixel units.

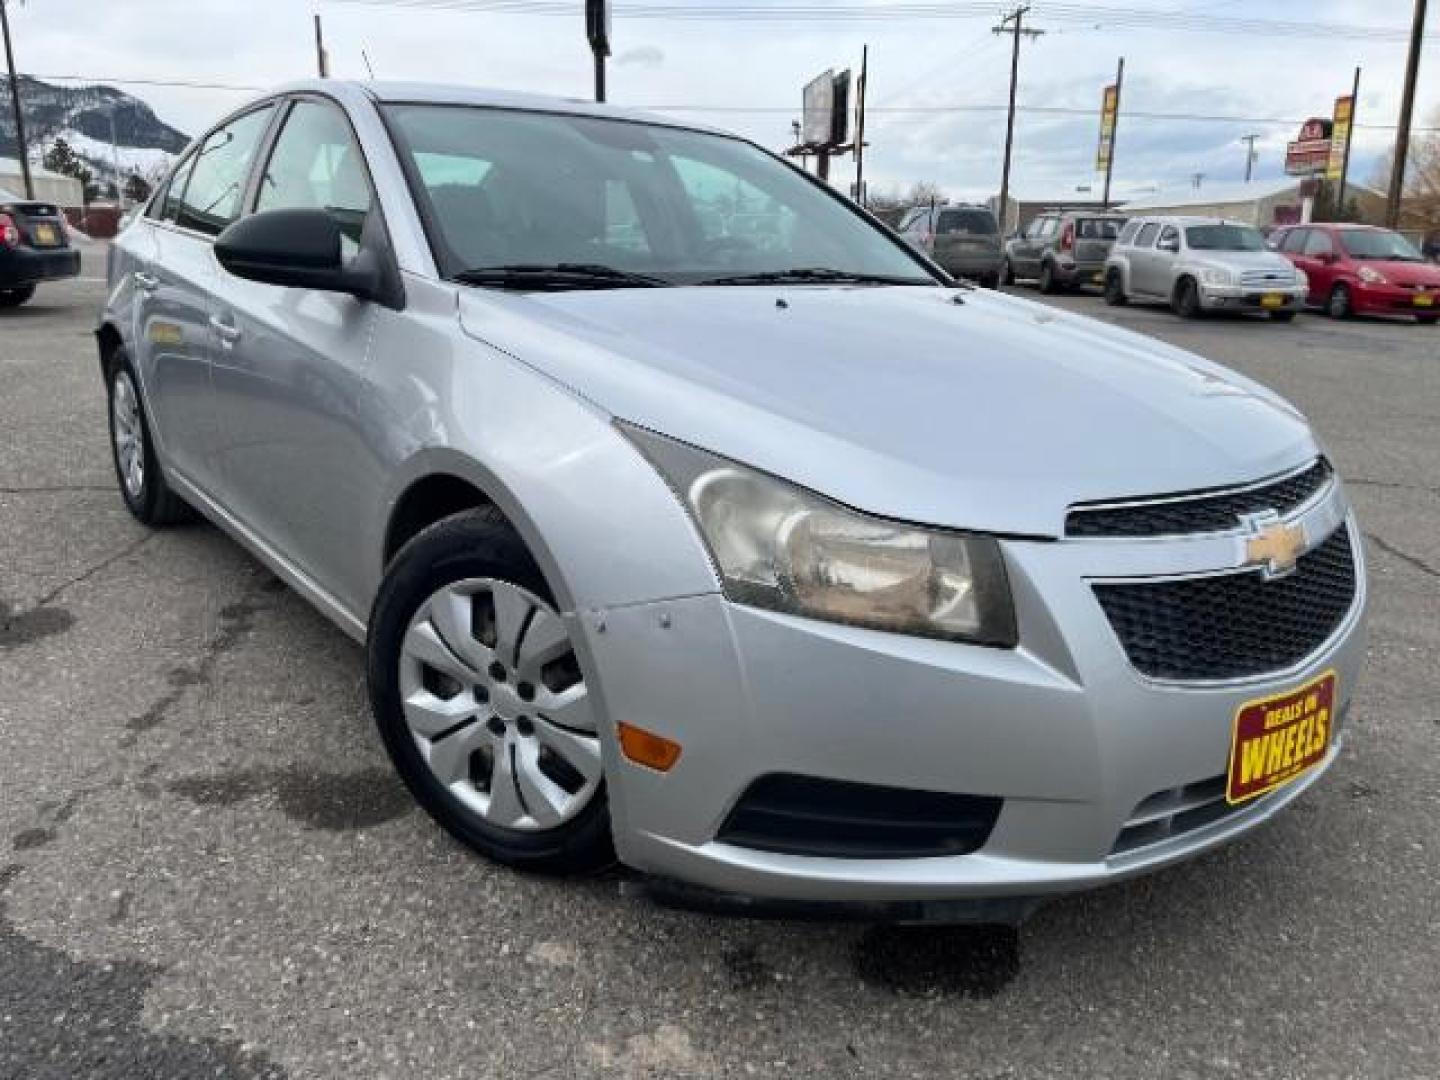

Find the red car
[[1273, 223, 1439, 325]]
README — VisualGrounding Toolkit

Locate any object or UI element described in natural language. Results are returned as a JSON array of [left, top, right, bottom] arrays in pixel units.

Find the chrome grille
[[1239, 268, 1294, 288]]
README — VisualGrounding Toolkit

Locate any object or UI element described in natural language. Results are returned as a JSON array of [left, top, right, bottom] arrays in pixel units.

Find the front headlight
[[621, 425, 1018, 646], [1198, 267, 1232, 286], [1357, 266, 1387, 284]]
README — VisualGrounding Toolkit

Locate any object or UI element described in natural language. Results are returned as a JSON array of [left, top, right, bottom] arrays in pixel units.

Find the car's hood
[[1186, 250, 1297, 276], [1355, 258, 1440, 283], [457, 285, 1317, 537]]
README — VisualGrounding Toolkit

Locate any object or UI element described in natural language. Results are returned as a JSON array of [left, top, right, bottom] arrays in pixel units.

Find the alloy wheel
[[111, 370, 146, 500], [398, 578, 603, 832]]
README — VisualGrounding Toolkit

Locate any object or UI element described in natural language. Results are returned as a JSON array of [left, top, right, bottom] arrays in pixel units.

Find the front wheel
[[1172, 277, 1202, 318], [1103, 269, 1127, 306], [1269, 310, 1297, 322], [367, 508, 615, 875], [1327, 283, 1353, 320], [0, 285, 36, 308]]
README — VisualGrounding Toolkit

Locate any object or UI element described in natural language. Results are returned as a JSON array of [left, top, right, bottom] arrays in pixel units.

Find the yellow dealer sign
[[1326, 95, 1354, 181], [1096, 84, 1119, 172]]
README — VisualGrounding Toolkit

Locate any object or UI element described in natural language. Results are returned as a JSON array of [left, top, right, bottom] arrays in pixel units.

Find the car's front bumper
[[1198, 283, 1306, 312], [0, 245, 81, 287], [580, 484, 1367, 903], [1350, 282, 1439, 317]]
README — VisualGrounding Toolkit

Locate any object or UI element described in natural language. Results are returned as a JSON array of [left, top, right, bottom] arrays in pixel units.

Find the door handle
[[209, 316, 242, 346], [133, 271, 159, 293]]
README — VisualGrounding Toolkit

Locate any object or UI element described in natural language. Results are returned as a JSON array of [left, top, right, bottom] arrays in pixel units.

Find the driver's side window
[[256, 100, 373, 258]]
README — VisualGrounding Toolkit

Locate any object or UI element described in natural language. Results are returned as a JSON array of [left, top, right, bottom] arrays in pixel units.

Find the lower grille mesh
[[1093, 525, 1357, 681]]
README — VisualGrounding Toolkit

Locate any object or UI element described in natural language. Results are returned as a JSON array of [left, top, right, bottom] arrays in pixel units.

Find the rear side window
[[1135, 223, 1160, 247], [1118, 220, 1141, 245], [1302, 230, 1334, 257], [937, 209, 997, 235], [257, 100, 373, 256], [176, 106, 275, 237]]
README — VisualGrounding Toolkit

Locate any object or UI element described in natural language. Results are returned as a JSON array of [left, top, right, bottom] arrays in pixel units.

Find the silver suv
[[1104, 215, 1307, 320], [97, 82, 1364, 910], [1001, 210, 1127, 293], [896, 203, 1003, 286]]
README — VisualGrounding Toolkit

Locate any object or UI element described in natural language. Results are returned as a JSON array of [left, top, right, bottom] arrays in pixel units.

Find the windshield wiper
[[454, 263, 672, 290], [697, 266, 934, 287]]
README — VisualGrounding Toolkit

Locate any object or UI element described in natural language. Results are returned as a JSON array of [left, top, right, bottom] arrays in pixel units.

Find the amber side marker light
[[617, 723, 682, 772]]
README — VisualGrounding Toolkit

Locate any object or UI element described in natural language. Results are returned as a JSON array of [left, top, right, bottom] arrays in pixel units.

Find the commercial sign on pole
[[1096, 83, 1119, 172], [1284, 117, 1333, 177], [1326, 95, 1353, 181]]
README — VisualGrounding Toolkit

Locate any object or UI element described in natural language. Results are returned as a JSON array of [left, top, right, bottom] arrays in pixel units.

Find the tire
[[1172, 277, 1202, 319], [1269, 310, 1297, 323], [367, 508, 615, 876], [999, 259, 1014, 287], [1038, 260, 1057, 294], [0, 285, 36, 308], [1327, 283, 1352, 320], [1416, 314, 1437, 326], [1103, 269, 1127, 306], [105, 347, 195, 526]]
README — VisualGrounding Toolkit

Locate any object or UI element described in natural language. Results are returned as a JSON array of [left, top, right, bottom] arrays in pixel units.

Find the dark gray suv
[[896, 204, 1003, 286], [1002, 211, 1127, 293]]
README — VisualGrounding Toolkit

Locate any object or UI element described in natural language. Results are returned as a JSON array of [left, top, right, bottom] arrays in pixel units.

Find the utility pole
[[1336, 66, 1361, 219], [992, 5, 1043, 235], [1386, 0, 1426, 228], [1, 0, 34, 199], [314, 14, 330, 77], [587, 0, 611, 103], [1191, 172, 1205, 190], [1240, 134, 1260, 182], [1100, 57, 1123, 211], [853, 44, 868, 206]]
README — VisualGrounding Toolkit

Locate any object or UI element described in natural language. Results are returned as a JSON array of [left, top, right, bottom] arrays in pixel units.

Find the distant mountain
[[0, 75, 190, 180]]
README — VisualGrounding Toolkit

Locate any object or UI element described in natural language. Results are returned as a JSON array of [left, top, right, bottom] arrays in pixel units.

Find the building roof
[[1118, 177, 1299, 211]]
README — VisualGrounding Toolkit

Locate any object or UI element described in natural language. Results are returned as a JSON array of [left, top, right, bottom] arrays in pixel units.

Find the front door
[[207, 97, 383, 613]]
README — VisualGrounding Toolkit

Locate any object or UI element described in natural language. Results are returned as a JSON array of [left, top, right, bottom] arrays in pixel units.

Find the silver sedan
[[97, 81, 1366, 911]]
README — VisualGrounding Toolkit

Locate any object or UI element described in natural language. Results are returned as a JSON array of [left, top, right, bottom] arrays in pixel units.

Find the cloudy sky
[[7, 0, 1436, 202]]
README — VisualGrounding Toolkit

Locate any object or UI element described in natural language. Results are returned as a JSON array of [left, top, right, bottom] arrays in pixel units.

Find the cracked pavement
[[1, 254, 1437, 1078]]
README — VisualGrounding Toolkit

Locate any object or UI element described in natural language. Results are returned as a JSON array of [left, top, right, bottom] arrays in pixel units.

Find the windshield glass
[[385, 104, 935, 286], [1185, 224, 1265, 251], [1339, 229, 1423, 261]]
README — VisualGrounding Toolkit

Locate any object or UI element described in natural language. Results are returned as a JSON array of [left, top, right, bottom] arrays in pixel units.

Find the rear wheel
[[1103, 269, 1127, 306], [106, 348, 194, 526], [0, 285, 36, 308], [1172, 277, 1202, 318], [1416, 314, 1437, 326], [1327, 283, 1352, 320], [367, 508, 614, 875]]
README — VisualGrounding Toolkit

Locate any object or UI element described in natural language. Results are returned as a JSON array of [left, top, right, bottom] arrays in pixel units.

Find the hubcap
[[398, 578, 602, 832], [111, 371, 145, 499]]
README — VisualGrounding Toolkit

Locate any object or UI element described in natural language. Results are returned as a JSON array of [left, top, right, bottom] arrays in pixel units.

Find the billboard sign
[[801, 69, 851, 149], [1326, 96, 1353, 181], [1096, 83, 1119, 171], [1285, 117, 1333, 176]]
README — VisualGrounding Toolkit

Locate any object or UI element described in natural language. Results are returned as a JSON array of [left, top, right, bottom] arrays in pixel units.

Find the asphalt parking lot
[[2, 252, 1437, 1080]]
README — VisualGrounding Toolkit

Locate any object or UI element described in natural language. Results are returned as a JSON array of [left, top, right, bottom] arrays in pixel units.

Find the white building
[[0, 158, 86, 207], [1117, 177, 1387, 228]]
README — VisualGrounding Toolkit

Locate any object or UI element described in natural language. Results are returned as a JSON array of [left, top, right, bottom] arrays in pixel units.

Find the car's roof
[[264, 79, 728, 137]]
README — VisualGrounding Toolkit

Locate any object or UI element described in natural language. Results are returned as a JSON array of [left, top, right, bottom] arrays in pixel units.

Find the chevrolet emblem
[[1241, 513, 1307, 579]]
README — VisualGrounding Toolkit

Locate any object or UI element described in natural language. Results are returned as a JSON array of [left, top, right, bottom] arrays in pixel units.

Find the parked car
[[1272, 223, 1439, 325], [1104, 216, 1307, 320], [1002, 210, 1127, 293], [98, 82, 1366, 910], [896, 203, 1003, 286], [0, 187, 80, 307]]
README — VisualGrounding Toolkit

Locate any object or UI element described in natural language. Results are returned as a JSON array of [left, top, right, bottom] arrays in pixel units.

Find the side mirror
[[1159, 238, 1180, 253], [215, 208, 401, 308]]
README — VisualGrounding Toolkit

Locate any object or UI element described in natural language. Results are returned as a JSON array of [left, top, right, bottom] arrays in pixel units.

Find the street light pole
[[1, 0, 35, 199]]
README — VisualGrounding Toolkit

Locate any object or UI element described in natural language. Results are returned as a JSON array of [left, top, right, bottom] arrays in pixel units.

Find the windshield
[[1078, 218, 1123, 240], [385, 104, 935, 286], [1339, 230, 1423, 261], [1185, 224, 1265, 251]]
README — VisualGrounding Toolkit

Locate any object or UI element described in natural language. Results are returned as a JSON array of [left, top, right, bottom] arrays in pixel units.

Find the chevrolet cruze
[[97, 81, 1367, 908]]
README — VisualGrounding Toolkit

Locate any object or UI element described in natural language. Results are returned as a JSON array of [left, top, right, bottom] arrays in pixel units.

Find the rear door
[[1127, 221, 1162, 296], [133, 104, 277, 495]]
